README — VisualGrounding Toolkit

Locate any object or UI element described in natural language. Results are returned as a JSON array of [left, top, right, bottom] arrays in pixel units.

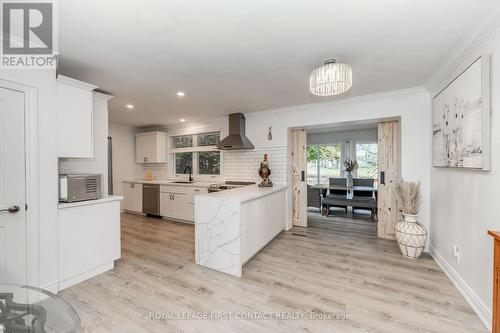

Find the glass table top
[[0, 284, 83, 333]]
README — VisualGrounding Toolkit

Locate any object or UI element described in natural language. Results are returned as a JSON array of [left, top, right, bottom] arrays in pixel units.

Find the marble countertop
[[198, 184, 287, 203], [123, 179, 220, 187], [58, 195, 123, 209]]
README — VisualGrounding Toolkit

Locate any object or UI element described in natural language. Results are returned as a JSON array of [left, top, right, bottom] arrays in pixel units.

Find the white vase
[[346, 172, 353, 187], [395, 213, 427, 259]]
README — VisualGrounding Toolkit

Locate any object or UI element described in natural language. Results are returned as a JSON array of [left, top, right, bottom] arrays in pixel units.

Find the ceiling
[[58, 0, 496, 127]]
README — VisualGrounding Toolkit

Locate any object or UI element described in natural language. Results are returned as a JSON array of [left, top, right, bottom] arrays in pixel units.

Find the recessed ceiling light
[[177, 91, 185, 97], [126, 104, 134, 109], [180, 118, 186, 122]]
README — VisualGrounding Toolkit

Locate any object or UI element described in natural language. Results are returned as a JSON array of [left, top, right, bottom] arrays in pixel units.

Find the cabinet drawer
[[160, 185, 207, 195]]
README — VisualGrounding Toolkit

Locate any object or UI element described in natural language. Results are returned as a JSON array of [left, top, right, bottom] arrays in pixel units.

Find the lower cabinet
[[123, 182, 142, 212], [160, 185, 206, 222], [58, 199, 121, 291], [174, 193, 195, 221], [160, 192, 177, 218], [160, 192, 194, 221]]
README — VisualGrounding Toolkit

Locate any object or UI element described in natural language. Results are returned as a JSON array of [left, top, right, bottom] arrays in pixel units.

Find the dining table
[[310, 184, 378, 193]]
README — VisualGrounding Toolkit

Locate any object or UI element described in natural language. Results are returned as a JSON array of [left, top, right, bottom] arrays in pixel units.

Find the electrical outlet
[[453, 245, 460, 263]]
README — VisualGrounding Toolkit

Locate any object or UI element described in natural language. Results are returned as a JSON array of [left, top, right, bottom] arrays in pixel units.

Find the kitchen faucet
[[184, 166, 193, 182]]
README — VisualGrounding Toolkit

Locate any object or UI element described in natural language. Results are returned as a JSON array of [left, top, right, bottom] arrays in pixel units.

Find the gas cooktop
[[207, 181, 255, 193]]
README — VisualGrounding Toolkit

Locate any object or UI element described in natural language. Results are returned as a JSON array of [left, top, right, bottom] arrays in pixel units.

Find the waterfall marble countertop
[[195, 185, 287, 277], [199, 184, 287, 203]]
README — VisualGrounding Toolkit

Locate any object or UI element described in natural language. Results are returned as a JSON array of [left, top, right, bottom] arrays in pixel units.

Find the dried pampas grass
[[395, 180, 421, 215]]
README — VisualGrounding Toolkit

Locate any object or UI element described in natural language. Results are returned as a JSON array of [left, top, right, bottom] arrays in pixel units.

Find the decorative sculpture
[[258, 154, 273, 187]]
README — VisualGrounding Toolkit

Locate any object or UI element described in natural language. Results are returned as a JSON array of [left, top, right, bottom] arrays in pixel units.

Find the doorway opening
[[290, 118, 401, 240]]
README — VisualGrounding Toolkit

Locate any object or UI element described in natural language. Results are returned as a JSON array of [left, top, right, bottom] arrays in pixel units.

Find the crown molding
[[425, 3, 500, 92], [93, 91, 113, 101], [56, 74, 97, 91], [244, 86, 428, 118]]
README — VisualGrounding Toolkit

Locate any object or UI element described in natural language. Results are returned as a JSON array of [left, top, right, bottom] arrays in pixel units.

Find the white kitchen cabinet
[[123, 182, 143, 212], [160, 192, 176, 217], [175, 194, 195, 221], [57, 75, 98, 158], [58, 197, 122, 290], [135, 132, 167, 163], [159, 185, 207, 222]]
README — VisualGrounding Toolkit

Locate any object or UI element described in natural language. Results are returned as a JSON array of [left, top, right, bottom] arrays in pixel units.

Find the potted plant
[[343, 159, 358, 187], [394, 180, 427, 259]]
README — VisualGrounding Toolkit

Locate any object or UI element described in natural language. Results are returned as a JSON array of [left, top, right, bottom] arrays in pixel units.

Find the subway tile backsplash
[[222, 146, 288, 185], [142, 163, 168, 180], [141, 146, 288, 185]]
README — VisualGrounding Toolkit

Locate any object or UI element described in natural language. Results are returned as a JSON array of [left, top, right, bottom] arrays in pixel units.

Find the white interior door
[[0, 87, 27, 284]]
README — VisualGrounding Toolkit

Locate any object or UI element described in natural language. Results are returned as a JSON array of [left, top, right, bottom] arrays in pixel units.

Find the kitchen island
[[195, 185, 287, 277]]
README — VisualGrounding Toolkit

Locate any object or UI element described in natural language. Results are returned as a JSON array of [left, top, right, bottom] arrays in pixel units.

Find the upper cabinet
[[57, 75, 98, 158], [135, 132, 167, 163]]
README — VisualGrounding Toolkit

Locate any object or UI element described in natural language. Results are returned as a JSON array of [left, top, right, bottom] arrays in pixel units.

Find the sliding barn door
[[291, 129, 307, 227], [377, 121, 400, 239]]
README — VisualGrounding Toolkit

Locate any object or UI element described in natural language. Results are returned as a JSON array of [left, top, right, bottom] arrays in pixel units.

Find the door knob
[[0, 205, 20, 213]]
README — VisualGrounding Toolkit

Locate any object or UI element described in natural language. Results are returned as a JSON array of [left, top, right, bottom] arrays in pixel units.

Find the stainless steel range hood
[[216, 113, 255, 150]]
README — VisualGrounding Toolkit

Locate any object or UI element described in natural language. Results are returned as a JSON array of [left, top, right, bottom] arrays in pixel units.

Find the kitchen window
[[171, 131, 221, 177]]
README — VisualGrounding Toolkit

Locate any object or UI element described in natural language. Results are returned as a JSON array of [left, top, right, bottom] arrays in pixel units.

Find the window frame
[[168, 129, 223, 180], [307, 143, 343, 185], [354, 140, 378, 180]]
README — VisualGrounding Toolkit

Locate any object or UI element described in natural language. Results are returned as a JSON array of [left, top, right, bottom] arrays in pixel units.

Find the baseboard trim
[[430, 245, 491, 331], [41, 281, 59, 294], [58, 261, 115, 292]]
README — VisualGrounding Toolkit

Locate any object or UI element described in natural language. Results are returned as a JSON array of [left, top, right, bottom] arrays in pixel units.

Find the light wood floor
[[60, 213, 487, 333]]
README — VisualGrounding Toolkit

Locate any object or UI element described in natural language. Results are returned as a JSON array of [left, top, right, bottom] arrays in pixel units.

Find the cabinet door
[[133, 183, 143, 212], [174, 194, 195, 221], [154, 133, 167, 163], [57, 81, 94, 158], [160, 192, 176, 218], [136, 135, 149, 163], [123, 183, 134, 211], [123, 183, 142, 212]]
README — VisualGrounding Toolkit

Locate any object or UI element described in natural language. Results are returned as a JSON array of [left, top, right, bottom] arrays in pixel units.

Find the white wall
[[428, 24, 500, 329], [0, 69, 58, 291], [108, 124, 143, 197], [59, 93, 111, 194], [244, 88, 431, 231], [307, 128, 378, 145]]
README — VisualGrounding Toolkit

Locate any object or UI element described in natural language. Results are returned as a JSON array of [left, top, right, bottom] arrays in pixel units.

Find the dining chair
[[326, 178, 348, 214], [352, 178, 375, 215], [307, 185, 322, 211]]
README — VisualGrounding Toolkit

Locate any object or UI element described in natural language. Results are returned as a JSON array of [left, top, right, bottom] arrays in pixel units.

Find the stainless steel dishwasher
[[142, 184, 160, 216]]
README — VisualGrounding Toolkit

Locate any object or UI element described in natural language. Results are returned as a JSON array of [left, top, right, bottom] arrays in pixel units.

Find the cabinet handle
[[172, 194, 175, 200]]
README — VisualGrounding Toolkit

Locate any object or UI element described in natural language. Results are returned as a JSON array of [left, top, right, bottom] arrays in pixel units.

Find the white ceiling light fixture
[[126, 104, 134, 109], [180, 118, 186, 122], [177, 91, 185, 97], [310, 59, 352, 96]]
